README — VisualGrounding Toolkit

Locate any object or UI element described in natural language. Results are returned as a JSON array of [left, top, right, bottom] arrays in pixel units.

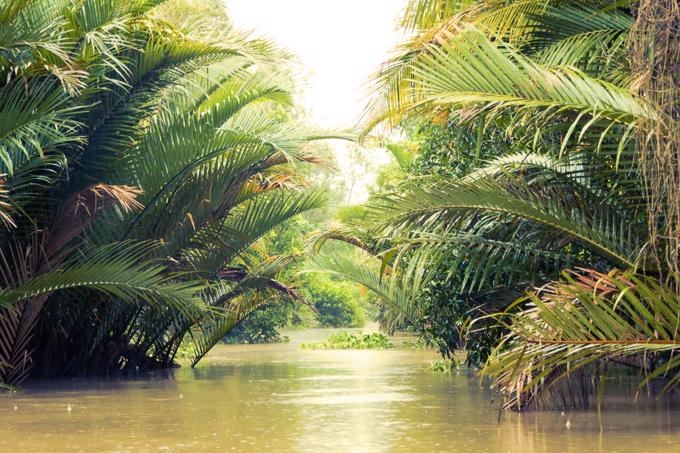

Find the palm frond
[[400, 0, 477, 31], [189, 255, 305, 366], [0, 78, 83, 175], [182, 189, 326, 275], [482, 268, 680, 410], [303, 252, 424, 333], [364, 25, 653, 143], [0, 242, 204, 316], [372, 176, 645, 269]]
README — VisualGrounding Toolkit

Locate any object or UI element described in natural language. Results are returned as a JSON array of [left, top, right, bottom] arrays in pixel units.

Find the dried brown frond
[[46, 184, 143, 263], [0, 176, 15, 228], [631, 0, 680, 288]]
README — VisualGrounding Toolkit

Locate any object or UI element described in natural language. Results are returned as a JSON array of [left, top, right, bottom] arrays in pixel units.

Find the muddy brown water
[[2, 328, 679, 452]]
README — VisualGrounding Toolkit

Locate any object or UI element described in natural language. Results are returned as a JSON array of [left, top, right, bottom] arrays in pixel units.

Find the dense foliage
[[302, 274, 365, 328], [309, 0, 680, 410], [0, 0, 341, 386]]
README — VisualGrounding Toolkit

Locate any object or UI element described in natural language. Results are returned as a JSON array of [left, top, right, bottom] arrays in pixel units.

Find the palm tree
[[310, 0, 680, 409], [0, 0, 336, 386]]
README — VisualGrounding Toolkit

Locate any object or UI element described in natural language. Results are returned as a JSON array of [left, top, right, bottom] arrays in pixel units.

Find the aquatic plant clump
[[427, 359, 459, 373], [302, 332, 393, 349]]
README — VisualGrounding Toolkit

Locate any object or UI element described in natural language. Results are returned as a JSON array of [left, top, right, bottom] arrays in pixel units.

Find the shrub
[[302, 274, 366, 327]]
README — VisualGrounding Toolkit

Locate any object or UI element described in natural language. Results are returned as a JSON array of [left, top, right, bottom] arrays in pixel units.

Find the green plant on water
[[302, 331, 393, 350], [427, 359, 459, 373]]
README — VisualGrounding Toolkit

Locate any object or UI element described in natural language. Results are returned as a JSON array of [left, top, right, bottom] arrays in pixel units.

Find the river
[[2, 328, 680, 452]]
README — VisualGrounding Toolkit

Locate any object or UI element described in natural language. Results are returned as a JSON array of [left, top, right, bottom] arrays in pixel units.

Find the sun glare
[[224, 0, 409, 203]]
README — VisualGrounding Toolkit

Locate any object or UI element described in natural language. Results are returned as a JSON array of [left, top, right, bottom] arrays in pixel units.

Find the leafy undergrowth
[[302, 331, 393, 349]]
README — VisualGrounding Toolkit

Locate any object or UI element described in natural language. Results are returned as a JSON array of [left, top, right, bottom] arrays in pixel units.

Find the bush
[[302, 274, 366, 327], [222, 301, 292, 344]]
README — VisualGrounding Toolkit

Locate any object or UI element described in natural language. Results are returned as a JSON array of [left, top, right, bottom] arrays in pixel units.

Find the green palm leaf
[[304, 252, 424, 333], [367, 26, 652, 134], [0, 242, 204, 316], [183, 189, 326, 276], [482, 268, 680, 410], [189, 255, 306, 366], [373, 176, 644, 269]]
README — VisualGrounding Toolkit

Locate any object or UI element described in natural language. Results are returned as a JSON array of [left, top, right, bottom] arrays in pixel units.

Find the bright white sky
[[224, 0, 409, 203]]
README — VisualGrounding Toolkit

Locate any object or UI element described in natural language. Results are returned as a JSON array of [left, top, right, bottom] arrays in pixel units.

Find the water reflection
[[1, 328, 679, 452]]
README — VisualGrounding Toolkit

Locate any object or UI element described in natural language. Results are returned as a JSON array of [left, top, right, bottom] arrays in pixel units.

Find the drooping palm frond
[[371, 175, 645, 269], [390, 229, 573, 294], [463, 150, 645, 214], [0, 241, 203, 314], [362, 0, 509, 139], [525, 4, 633, 78], [304, 252, 425, 333], [189, 255, 308, 366], [364, 25, 653, 140], [482, 268, 680, 410], [472, 0, 630, 46], [364, 1, 637, 134]]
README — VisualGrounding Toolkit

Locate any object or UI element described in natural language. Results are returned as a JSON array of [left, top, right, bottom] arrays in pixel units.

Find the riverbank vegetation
[[307, 0, 680, 410], [0, 0, 369, 386], [222, 186, 369, 344], [3, 0, 680, 416]]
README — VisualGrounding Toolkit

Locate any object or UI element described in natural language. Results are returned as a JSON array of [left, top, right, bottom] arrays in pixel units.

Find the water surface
[[2, 328, 679, 452]]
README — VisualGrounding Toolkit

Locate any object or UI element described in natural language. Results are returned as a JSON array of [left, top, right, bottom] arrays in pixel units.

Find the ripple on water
[[271, 385, 412, 399], [296, 374, 387, 381], [282, 391, 415, 405]]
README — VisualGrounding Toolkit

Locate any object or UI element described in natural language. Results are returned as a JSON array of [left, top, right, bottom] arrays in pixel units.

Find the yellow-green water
[[2, 328, 679, 452]]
